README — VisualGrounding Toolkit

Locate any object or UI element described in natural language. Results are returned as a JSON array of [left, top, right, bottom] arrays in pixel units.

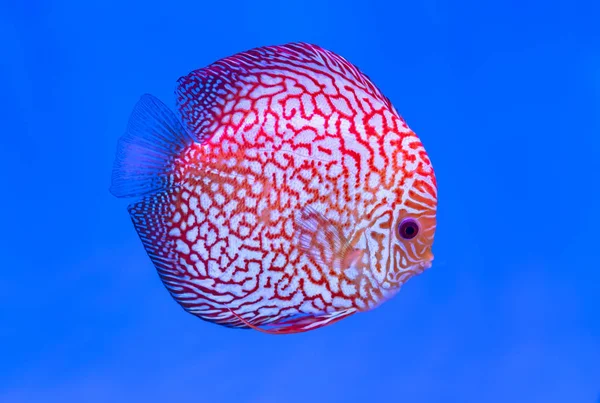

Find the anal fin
[[226, 307, 358, 335]]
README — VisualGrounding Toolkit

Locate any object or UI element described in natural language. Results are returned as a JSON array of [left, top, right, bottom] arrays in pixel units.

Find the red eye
[[398, 218, 419, 240]]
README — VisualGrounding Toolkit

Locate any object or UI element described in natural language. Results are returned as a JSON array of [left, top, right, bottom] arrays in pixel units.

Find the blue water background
[[1, 0, 599, 401]]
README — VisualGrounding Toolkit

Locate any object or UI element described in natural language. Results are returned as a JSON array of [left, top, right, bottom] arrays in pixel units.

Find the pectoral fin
[[294, 205, 365, 274]]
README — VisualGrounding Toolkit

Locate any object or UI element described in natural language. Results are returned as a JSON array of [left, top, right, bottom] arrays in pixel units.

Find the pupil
[[399, 219, 419, 240]]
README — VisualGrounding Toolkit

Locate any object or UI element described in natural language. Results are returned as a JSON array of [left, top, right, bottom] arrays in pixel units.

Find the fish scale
[[111, 42, 437, 334]]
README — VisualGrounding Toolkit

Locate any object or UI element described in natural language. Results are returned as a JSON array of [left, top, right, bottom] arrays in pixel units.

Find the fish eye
[[398, 218, 419, 240]]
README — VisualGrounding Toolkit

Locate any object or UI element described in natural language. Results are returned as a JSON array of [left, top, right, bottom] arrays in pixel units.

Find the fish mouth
[[413, 258, 433, 274], [418, 249, 434, 272]]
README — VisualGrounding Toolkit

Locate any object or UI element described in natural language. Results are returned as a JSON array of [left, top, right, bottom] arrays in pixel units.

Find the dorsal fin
[[175, 42, 398, 143]]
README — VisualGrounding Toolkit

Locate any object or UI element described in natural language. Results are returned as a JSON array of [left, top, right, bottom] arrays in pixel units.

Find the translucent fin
[[295, 206, 359, 271], [226, 307, 357, 335], [110, 94, 194, 199]]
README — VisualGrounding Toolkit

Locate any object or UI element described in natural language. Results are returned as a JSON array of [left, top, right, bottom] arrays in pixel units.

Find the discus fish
[[110, 42, 437, 334]]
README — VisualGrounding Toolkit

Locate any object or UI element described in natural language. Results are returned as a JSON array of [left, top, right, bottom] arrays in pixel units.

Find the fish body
[[110, 43, 437, 334]]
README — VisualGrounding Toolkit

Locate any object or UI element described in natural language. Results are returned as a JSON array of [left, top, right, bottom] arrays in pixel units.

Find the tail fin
[[110, 94, 194, 199]]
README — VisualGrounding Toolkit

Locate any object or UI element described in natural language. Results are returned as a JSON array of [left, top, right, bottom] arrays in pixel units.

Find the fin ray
[[110, 94, 194, 199], [226, 307, 357, 335], [295, 205, 356, 271]]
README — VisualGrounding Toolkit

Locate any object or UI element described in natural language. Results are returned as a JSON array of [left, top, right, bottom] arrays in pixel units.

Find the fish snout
[[420, 259, 433, 271], [421, 248, 434, 269], [416, 249, 434, 272]]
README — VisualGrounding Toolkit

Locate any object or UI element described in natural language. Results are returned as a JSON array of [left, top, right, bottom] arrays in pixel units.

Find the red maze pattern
[[131, 43, 437, 329]]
